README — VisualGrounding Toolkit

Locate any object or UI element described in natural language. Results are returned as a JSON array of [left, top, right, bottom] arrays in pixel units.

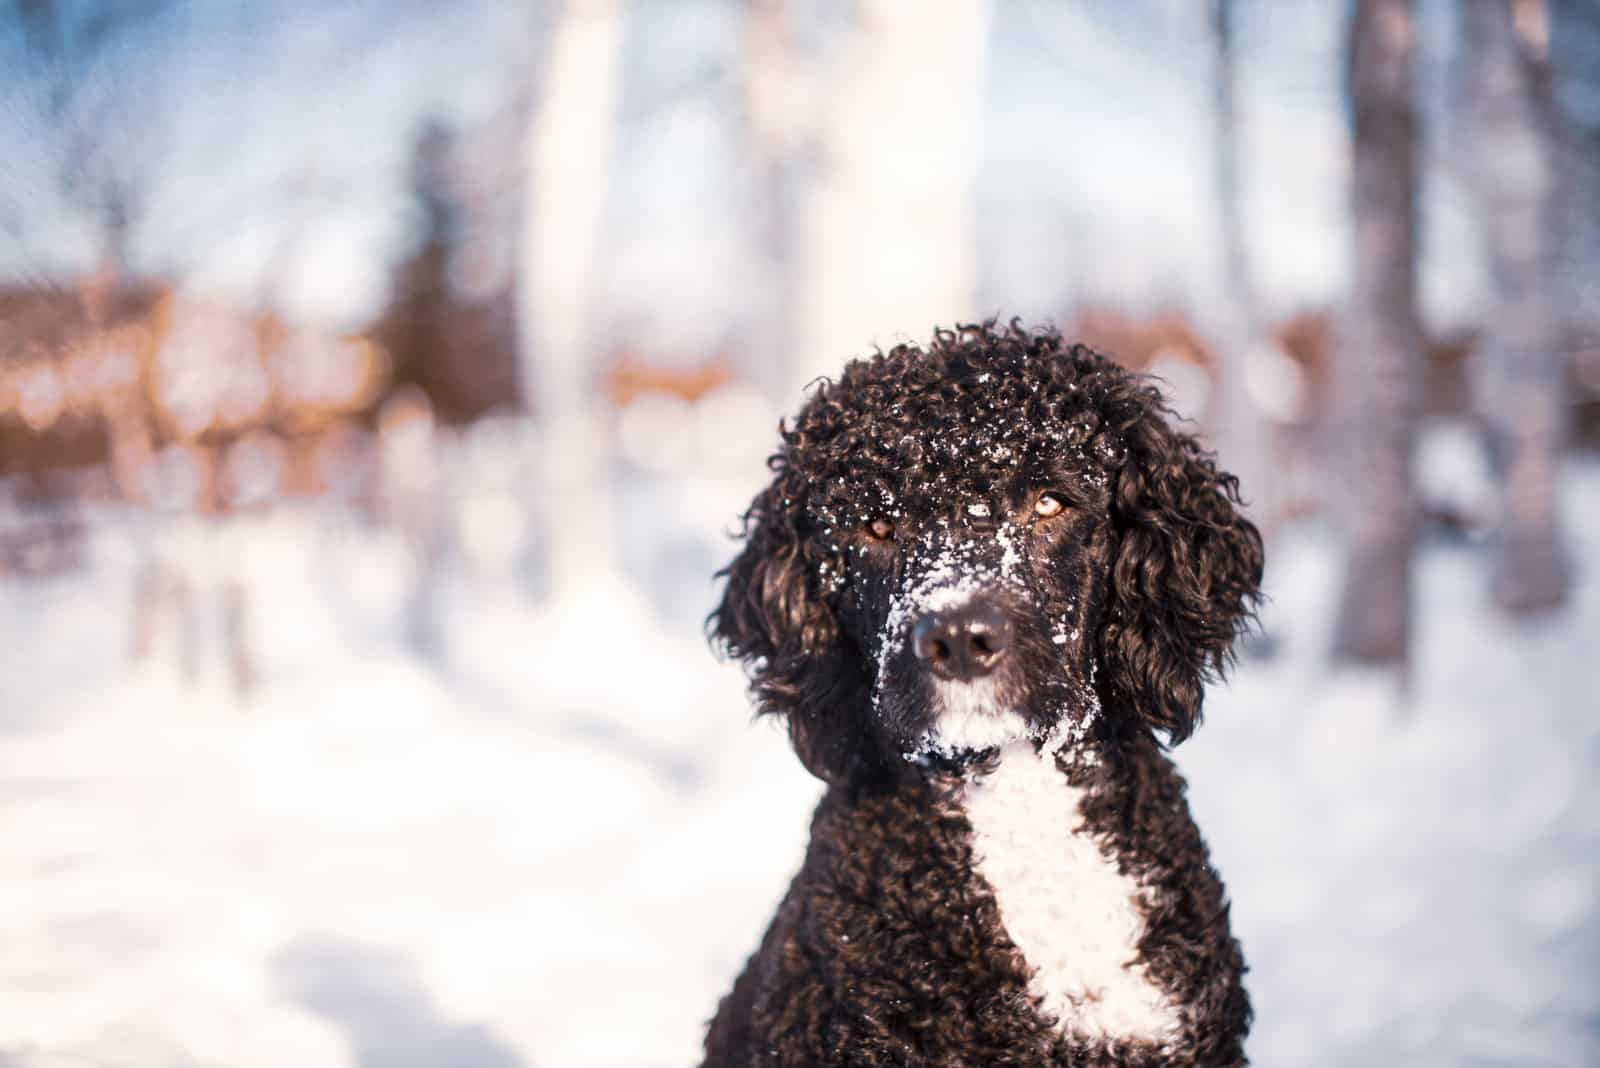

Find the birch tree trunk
[[741, 0, 811, 401], [517, 0, 624, 598], [1333, 0, 1423, 665], [1460, 0, 1570, 615], [1208, 0, 1273, 531], [790, 0, 992, 395]]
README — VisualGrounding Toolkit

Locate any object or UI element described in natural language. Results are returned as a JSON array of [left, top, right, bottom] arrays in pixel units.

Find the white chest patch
[[963, 743, 1182, 1044]]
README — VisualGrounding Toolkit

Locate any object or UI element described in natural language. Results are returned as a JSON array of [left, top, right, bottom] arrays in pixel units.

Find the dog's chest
[[962, 746, 1182, 1044]]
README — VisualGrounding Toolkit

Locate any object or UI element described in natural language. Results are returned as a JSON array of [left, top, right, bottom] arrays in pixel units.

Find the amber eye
[[867, 518, 895, 541], [1034, 493, 1066, 518]]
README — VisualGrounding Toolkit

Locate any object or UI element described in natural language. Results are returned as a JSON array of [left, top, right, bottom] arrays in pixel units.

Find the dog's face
[[713, 325, 1262, 785], [833, 471, 1114, 771]]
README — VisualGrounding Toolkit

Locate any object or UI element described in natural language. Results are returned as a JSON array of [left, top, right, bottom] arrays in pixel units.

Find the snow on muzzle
[[873, 526, 1042, 763]]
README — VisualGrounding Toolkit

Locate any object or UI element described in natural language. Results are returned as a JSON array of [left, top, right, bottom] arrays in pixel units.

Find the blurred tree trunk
[[1549, 0, 1600, 248], [1208, 0, 1273, 532], [378, 388, 446, 661], [1333, 0, 1423, 665], [790, 0, 992, 394], [1547, 0, 1600, 342], [517, 0, 624, 598], [739, 0, 832, 404], [741, 0, 810, 401], [1460, 0, 1571, 615]]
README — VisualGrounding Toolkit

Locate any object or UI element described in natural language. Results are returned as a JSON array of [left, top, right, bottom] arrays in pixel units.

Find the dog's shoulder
[[736, 784, 1059, 1065]]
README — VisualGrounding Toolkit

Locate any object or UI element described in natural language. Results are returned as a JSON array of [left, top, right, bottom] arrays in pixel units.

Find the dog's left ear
[[1099, 391, 1263, 744]]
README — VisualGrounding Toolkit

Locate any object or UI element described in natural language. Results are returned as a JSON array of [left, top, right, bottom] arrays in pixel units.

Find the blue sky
[[0, 0, 1504, 336], [0, 0, 512, 321]]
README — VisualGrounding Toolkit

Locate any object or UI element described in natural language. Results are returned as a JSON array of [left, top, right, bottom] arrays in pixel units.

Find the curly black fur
[[705, 322, 1263, 1066]]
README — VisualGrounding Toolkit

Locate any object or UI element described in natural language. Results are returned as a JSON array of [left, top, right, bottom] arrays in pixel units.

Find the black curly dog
[[703, 324, 1263, 1067]]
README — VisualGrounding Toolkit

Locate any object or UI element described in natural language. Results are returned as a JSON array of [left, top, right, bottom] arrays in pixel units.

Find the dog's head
[[712, 324, 1262, 785]]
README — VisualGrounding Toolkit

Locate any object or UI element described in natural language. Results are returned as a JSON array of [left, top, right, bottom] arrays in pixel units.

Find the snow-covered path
[[1, 469, 1596, 1067]]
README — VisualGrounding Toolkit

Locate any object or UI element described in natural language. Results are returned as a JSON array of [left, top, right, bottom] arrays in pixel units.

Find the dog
[[704, 322, 1263, 1066]]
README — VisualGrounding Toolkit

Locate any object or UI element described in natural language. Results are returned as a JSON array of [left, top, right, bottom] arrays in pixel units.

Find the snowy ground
[[1, 463, 1597, 1068]]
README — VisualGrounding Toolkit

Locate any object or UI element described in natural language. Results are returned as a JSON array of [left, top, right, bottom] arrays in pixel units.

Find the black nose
[[911, 599, 1012, 681]]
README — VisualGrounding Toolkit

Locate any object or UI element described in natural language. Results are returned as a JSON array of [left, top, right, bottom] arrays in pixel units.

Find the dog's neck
[[961, 741, 1183, 1049]]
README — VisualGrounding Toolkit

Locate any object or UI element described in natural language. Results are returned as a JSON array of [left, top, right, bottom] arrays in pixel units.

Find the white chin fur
[[915, 680, 1033, 757]]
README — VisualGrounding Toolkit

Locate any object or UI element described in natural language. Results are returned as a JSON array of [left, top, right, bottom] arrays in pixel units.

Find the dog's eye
[[866, 518, 895, 541], [1034, 493, 1066, 518]]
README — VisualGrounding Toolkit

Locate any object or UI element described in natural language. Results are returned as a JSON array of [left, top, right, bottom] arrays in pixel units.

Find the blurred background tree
[[518, 0, 623, 602], [790, 0, 991, 393], [1208, 0, 1274, 551], [1333, 0, 1423, 666], [1459, 0, 1570, 615]]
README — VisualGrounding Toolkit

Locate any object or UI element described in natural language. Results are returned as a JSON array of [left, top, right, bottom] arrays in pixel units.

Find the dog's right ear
[[711, 469, 875, 786]]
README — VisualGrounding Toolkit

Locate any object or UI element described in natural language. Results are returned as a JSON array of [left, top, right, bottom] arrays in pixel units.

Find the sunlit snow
[[0, 461, 1596, 1067]]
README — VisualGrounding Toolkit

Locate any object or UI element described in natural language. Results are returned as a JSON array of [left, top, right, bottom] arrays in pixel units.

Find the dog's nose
[[911, 600, 1012, 681]]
